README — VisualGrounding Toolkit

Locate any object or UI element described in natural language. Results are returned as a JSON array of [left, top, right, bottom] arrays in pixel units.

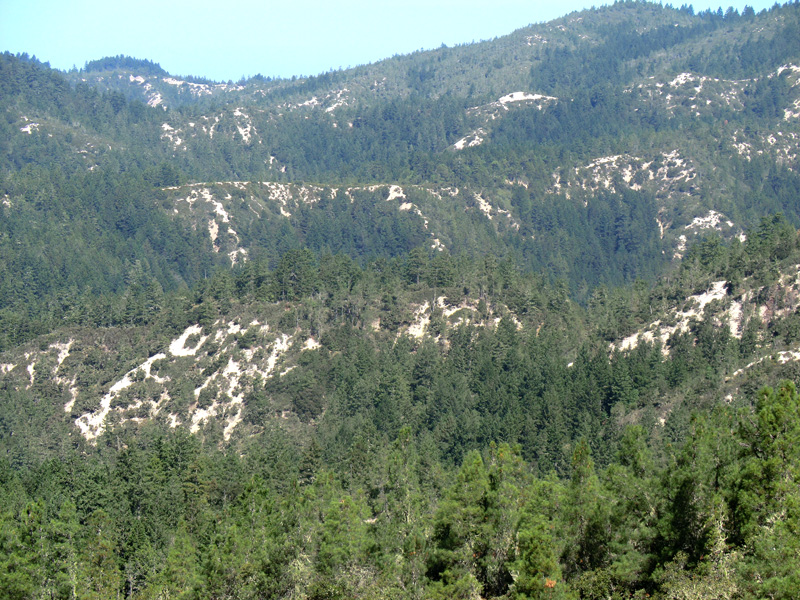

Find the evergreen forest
[[2, 1, 800, 598]]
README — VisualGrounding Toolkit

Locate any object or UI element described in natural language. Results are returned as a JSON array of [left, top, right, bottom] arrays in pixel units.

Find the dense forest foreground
[[0, 381, 798, 600]]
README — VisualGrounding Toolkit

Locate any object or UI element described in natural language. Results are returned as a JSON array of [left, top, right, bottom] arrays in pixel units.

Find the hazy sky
[[0, 0, 780, 81]]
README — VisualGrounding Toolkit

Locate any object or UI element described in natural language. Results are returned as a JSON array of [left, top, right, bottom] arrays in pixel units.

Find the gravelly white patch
[[169, 325, 207, 357], [302, 337, 321, 351], [475, 194, 494, 220], [614, 281, 729, 354], [407, 302, 431, 339], [76, 352, 168, 441]]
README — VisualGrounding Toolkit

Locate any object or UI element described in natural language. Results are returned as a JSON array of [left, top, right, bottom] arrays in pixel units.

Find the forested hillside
[[2, 1, 800, 599], [3, 217, 800, 598], [3, 2, 800, 306]]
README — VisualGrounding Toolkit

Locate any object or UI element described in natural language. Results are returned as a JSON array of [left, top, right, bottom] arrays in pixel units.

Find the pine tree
[[79, 509, 122, 600], [562, 440, 610, 579], [735, 382, 800, 598], [511, 513, 570, 599], [427, 450, 489, 599]]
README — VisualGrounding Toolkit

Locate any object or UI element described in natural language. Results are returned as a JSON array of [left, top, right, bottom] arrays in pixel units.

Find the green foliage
[[83, 55, 167, 76], [3, 0, 800, 347], [512, 513, 570, 599], [3, 3, 800, 597], [0, 378, 797, 597], [733, 381, 800, 599]]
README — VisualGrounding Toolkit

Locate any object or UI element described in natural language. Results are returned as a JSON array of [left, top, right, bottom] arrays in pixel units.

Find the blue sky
[[0, 0, 781, 81]]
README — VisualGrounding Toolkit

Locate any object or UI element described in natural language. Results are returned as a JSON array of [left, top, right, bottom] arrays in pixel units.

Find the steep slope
[[0, 261, 570, 453], [4, 218, 800, 460], [63, 4, 800, 252], [3, 2, 800, 353]]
